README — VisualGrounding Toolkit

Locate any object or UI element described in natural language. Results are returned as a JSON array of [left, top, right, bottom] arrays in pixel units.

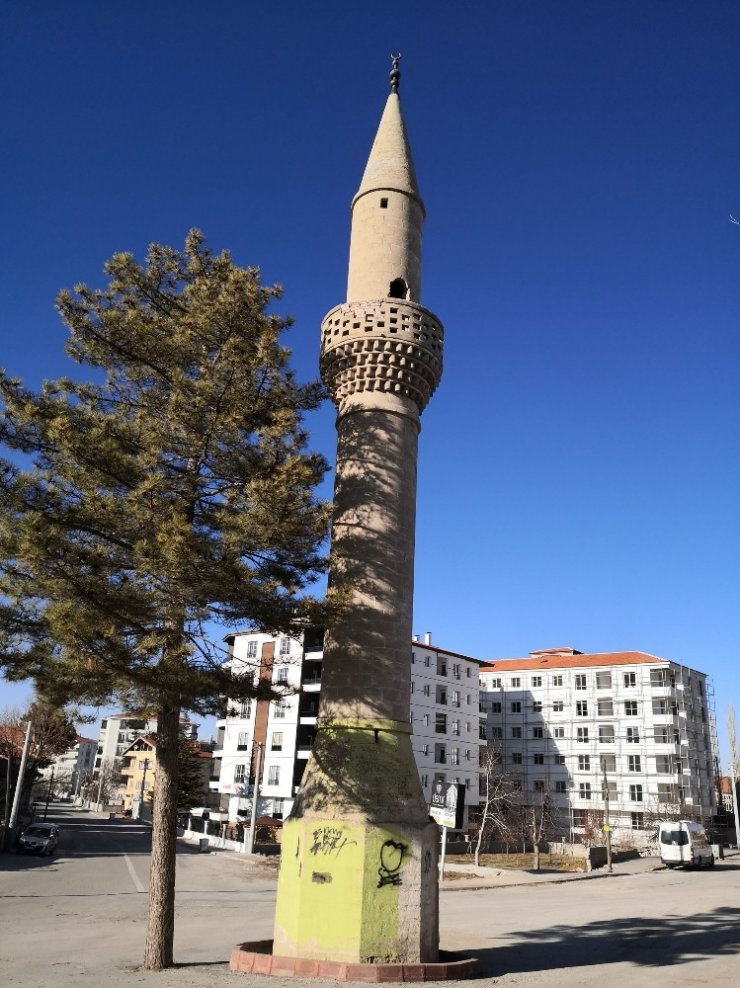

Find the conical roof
[[352, 92, 424, 213]]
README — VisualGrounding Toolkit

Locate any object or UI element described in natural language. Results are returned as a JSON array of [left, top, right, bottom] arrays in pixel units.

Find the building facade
[[38, 735, 97, 797], [479, 647, 718, 844], [212, 630, 482, 826]]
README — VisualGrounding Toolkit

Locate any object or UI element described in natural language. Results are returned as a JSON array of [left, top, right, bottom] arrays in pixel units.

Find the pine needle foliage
[[0, 231, 332, 967]]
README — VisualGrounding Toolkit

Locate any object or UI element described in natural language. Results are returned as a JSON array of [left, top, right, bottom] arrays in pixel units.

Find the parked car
[[18, 823, 60, 856]]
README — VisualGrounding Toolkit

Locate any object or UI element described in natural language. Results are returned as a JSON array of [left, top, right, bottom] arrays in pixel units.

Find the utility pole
[[602, 763, 613, 873], [245, 741, 264, 855], [43, 767, 56, 821], [7, 721, 33, 848]]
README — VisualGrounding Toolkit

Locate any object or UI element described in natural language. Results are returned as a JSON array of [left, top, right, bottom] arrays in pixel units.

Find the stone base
[[273, 814, 438, 963], [229, 941, 478, 982]]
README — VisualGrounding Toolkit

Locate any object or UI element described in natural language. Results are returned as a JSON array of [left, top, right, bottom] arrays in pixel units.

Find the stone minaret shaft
[[319, 82, 443, 727], [273, 62, 443, 965]]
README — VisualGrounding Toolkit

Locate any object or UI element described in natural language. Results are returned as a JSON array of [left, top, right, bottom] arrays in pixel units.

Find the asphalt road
[[1, 804, 739, 988]]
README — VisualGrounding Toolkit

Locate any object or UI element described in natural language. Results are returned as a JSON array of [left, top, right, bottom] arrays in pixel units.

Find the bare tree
[[530, 794, 556, 872], [726, 704, 740, 846], [471, 742, 520, 866]]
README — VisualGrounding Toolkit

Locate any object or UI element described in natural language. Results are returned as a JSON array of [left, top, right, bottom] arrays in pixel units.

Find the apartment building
[[212, 630, 482, 827], [479, 647, 718, 844], [95, 712, 197, 772], [38, 735, 97, 796]]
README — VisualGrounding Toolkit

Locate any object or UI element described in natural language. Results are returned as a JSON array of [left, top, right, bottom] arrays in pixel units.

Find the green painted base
[[272, 722, 439, 963]]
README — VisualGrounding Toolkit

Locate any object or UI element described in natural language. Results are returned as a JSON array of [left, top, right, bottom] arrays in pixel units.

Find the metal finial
[[390, 52, 402, 93]]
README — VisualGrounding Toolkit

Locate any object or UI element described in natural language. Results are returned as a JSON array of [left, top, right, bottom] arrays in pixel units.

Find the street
[[1, 804, 739, 987]]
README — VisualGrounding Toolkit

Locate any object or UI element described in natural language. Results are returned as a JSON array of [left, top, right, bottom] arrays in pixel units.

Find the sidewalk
[[439, 848, 739, 891]]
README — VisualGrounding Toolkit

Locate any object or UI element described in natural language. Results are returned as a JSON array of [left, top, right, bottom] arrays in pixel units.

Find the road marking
[[114, 843, 146, 893]]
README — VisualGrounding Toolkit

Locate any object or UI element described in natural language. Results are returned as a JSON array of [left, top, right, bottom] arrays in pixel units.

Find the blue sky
[[1, 2, 738, 763]]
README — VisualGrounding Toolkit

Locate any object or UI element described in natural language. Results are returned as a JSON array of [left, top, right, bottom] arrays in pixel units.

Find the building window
[[598, 725, 615, 743], [273, 701, 285, 719], [410, 682, 415, 694], [238, 700, 252, 719], [451, 719, 460, 736], [628, 755, 642, 772], [491, 726, 503, 739], [531, 676, 542, 687], [534, 780, 545, 793], [424, 656, 431, 667], [246, 640, 258, 659], [268, 765, 280, 785], [512, 726, 522, 739], [532, 701, 543, 713], [655, 755, 672, 773], [279, 637, 291, 655], [600, 754, 616, 772], [452, 663, 461, 679], [624, 701, 638, 716], [629, 784, 643, 802], [436, 686, 447, 705], [423, 684, 431, 696], [435, 744, 446, 764], [511, 702, 521, 713], [596, 672, 611, 689], [555, 754, 566, 765], [631, 812, 644, 830], [577, 728, 589, 743], [626, 727, 640, 743], [553, 701, 564, 713], [572, 809, 587, 826], [422, 713, 429, 726], [234, 764, 247, 783], [578, 755, 591, 771], [623, 672, 636, 688], [597, 699, 613, 716], [576, 701, 588, 716], [489, 677, 502, 689], [464, 749, 472, 761], [421, 773, 428, 787], [579, 783, 592, 800], [451, 690, 461, 707], [450, 748, 460, 766], [491, 702, 502, 714], [277, 667, 289, 684], [512, 779, 522, 791], [271, 732, 283, 751], [237, 732, 250, 751], [532, 727, 544, 739], [534, 753, 544, 765], [575, 674, 587, 690], [435, 714, 447, 733], [466, 667, 471, 678], [512, 752, 523, 765], [437, 658, 447, 676], [421, 744, 429, 756], [479, 725, 487, 740], [411, 651, 415, 664], [555, 781, 567, 793], [552, 675, 563, 687], [511, 677, 521, 688]]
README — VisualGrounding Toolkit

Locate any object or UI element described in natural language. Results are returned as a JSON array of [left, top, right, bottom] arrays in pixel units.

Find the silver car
[[18, 823, 59, 856]]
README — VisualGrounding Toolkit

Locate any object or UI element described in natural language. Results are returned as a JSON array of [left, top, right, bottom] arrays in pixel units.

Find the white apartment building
[[38, 735, 97, 796], [95, 712, 197, 771], [479, 647, 718, 845], [212, 630, 482, 828]]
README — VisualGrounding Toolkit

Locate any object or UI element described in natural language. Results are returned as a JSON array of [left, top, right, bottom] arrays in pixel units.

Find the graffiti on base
[[378, 839, 406, 888], [422, 848, 433, 874], [310, 827, 357, 857]]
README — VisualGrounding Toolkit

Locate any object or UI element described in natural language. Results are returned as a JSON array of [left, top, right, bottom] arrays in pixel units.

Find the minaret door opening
[[389, 277, 409, 299]]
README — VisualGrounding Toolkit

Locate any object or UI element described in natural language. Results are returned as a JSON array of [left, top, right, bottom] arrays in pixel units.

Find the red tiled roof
[[479, 650, 669, 672]]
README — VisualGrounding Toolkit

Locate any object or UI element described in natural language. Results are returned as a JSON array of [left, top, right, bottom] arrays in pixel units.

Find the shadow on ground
[[475, 905, 740, 977]]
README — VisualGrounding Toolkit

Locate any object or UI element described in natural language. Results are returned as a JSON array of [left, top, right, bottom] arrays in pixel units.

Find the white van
[[658, 820, 714, 868]]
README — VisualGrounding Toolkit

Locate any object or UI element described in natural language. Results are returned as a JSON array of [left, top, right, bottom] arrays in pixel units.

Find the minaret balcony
[[320, 298, 443, 413]]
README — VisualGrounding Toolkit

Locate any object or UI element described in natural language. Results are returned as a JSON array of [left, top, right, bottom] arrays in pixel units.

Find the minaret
[[273, 57, 443, 965]]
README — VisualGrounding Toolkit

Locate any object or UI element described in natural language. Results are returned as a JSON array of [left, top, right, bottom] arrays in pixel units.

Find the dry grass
[[445, 852, 586, 872]]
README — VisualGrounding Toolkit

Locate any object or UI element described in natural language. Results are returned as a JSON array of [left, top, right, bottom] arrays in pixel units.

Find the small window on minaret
[[380, 198, 388, 208], [389, 278, 408, 299]]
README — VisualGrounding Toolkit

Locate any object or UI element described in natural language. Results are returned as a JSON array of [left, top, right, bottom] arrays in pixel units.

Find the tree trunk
[[143, 703, 180, 970]]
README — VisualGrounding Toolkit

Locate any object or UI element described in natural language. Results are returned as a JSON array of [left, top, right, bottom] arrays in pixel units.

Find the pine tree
[[176, 736, 208, 812], [0, 231, 331, 969]]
